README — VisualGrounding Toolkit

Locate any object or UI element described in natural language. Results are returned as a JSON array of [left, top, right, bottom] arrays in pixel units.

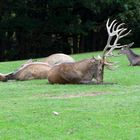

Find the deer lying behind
[[0, 53, 74, 82], [41, 53, 75, 66], [4, 62, 52, 81], [119, 42, 140, 66]]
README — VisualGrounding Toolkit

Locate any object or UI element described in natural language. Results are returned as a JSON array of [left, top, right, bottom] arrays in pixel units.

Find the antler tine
[[112, 22, 117, 32], [106, 19, 117, 34], [106, 19, 111, 34], [106, 42, 133, 56], [113, 22, 126, 35], [105, 45, 125, 56], [127, 42, 134, 48], [108, 19, 117, 29], [104, 59, 119, 70], [116, 22, 125, 30], [116, 22, 131, 38], [119, 29, 131, 39], [102, 19, 117, 58], [106, 18, 110, 27]]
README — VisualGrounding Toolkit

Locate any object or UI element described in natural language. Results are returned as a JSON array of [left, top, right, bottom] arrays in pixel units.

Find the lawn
[[0, 49, 140, 140]]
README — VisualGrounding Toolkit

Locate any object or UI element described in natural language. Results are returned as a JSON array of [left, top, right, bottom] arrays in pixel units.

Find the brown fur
[[47, 58, 104, 84], [0, 73, 7, 81], [119, 48, 140, 66], [5, 62, 52, 81], [41, 53, 75, 66], [0, 54, 74, 82]]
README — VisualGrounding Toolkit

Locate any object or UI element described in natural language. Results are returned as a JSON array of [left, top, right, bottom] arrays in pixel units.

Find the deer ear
[[90, 58, 96, 63], [95, 55, 102, 60], [128, 42, 134, 48]]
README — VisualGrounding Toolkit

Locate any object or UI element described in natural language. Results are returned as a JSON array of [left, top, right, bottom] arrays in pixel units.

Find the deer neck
[[4, 72, 15, 80], [126, 49, 138, 63], [74, 59, 96, 77]]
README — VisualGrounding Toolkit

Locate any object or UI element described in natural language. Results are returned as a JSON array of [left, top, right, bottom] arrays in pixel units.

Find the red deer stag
[[4, 62, 52, 81], [47, 19, 131, 84], [119, 42, 140, 66]]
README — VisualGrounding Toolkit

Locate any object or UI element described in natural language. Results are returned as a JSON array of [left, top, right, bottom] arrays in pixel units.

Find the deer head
[[119, 42, 134, 55]]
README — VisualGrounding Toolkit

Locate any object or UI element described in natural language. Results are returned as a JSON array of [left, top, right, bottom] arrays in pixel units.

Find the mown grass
[[0, 49, 140, 140]]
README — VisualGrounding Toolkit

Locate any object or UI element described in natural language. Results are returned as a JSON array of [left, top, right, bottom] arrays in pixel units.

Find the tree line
[[0, 0, 140, 61]]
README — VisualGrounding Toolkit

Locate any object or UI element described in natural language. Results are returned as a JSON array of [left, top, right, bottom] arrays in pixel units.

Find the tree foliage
[[0, 0, 140, 61]]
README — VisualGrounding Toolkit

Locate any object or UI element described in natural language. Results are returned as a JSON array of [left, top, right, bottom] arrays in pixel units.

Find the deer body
[[120, 48, 140, 66], [5, 62, 52, 81], [47, 58, 104, 84], [41, 53, 75, 66]]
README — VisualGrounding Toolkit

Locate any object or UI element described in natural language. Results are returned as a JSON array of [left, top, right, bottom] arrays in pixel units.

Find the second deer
[[119, 42, 140, 66]]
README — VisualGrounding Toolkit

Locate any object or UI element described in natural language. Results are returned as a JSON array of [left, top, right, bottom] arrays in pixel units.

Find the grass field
[[0, 49, 140, 140]]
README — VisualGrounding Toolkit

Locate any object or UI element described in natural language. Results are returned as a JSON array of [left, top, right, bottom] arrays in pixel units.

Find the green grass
[[0, 49, 140, 140]]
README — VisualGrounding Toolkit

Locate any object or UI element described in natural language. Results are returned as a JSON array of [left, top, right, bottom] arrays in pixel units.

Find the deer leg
[[129, 63, 133, 66], [78, 80, 104, 84], [79, 80, 116, 85], [78, 80, 97, 84]]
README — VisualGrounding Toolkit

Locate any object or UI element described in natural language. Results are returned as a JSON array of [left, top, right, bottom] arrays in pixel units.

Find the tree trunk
[[79, 34, 85, 53], [72, 35, 79, 53]]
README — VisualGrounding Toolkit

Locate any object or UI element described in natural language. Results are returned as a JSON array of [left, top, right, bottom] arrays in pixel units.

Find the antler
[[102, 18, 131, 59]]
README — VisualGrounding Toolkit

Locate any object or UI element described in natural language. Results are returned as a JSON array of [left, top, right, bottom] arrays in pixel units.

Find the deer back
[[119, 47, 132, 55], [6, 62, 52, 80], [41, 53, 75, 66]]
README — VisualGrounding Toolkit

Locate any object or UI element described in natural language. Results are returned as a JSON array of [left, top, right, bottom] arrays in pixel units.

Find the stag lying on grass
[[119, 42, 140, 66], [47, 57, 113, 84], [47, 19, 132, 84], [41, 53, 75, 66], [4, 62, 52, 81]]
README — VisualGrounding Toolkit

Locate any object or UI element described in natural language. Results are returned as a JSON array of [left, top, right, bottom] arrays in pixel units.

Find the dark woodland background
[[0, 0, 140, 61]]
